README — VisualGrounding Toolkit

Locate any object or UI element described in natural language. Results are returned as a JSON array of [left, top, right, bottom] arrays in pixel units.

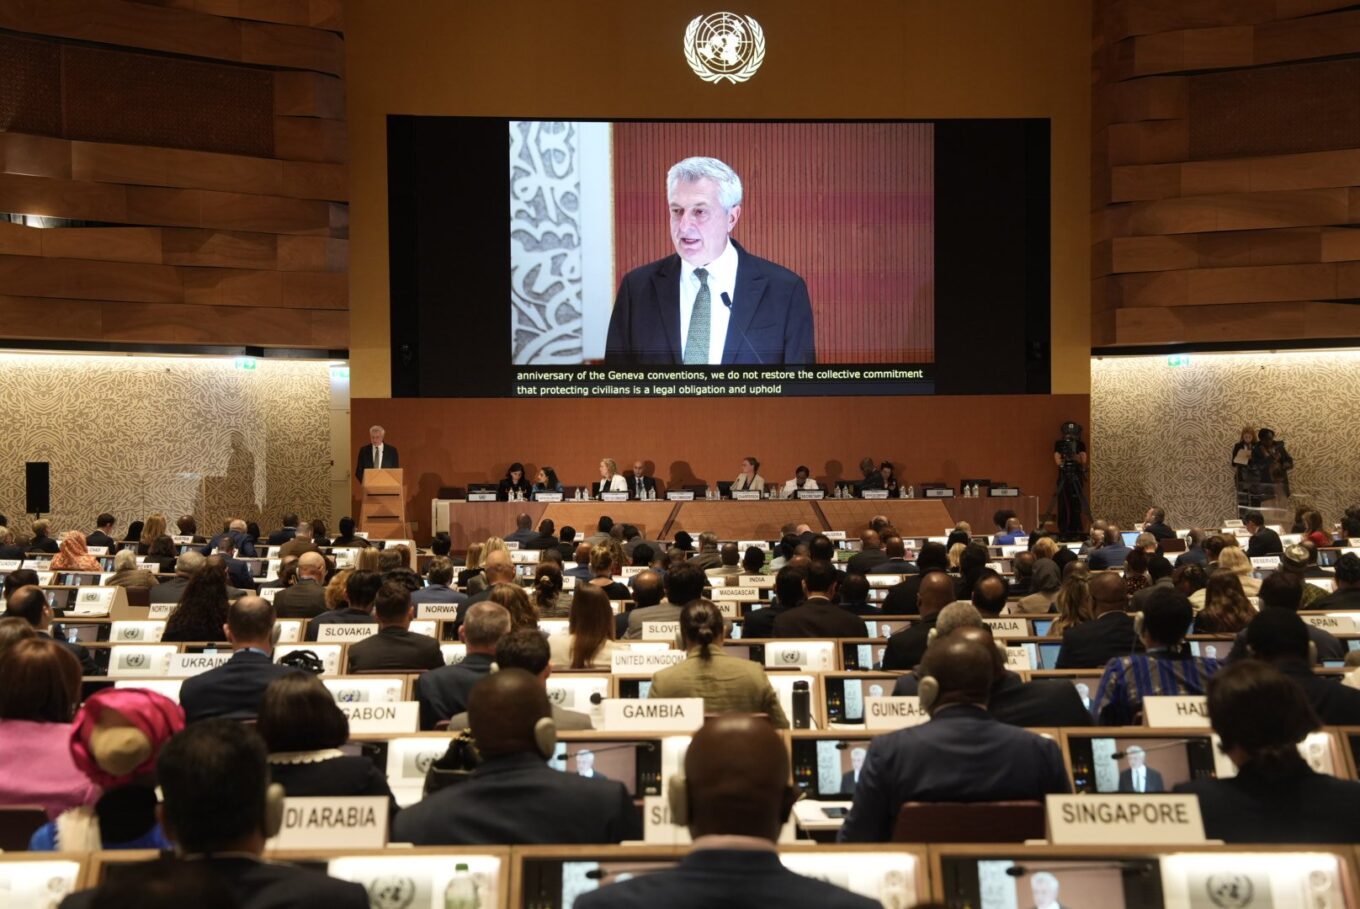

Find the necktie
[[375, 446, 381, 469], [683, 268, 710, 364]]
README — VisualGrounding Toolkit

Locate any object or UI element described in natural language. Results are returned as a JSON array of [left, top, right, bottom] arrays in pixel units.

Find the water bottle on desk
[[444, 863, 480, 909]]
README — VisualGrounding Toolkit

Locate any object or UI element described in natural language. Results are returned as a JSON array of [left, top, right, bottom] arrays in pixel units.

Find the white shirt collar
[[681, 235, 739, 288], [678, 238, 740, 364]]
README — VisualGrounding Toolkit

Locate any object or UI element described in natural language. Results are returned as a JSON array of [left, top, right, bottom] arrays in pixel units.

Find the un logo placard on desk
[[684, 12, 765, 84]]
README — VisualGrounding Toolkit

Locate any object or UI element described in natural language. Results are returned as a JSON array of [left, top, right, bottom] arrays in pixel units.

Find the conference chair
[[891, 800, 1046, 843], [0, 805, 49, 850]]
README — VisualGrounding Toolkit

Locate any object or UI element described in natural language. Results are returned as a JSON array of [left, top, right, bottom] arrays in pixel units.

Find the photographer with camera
[[1052, 421, 1089, 539]]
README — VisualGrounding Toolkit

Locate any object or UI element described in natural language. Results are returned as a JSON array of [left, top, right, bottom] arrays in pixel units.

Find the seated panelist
[[781, 465, 819, 497], [498, 462, 532, 501], [731, 456, 765, 494], [596, 458, 628, 495]]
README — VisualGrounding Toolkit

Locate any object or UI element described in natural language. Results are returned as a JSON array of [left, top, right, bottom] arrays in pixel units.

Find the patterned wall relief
[[1091, 352, 1360, 530], [0, 354, 331, 541], [510, 120, 584, 364]]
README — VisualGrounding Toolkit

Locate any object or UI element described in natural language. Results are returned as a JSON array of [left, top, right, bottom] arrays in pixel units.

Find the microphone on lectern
[[721, 292, 765, 365]]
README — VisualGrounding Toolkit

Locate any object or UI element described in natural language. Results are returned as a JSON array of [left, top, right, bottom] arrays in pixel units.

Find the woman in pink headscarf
[[29, 687, 184, 850], [50, 530, 102, 572]]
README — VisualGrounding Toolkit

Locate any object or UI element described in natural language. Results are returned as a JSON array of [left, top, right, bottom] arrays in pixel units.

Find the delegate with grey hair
[[605, 155, 815, 365]]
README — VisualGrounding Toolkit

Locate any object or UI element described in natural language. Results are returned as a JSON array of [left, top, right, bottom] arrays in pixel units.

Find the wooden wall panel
[[0, 1, 348, 349], [1095, 1, 1360, 345], [353, 394, 1091, 542]]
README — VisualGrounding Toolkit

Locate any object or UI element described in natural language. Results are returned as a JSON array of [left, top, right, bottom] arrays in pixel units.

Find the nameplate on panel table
[[611, 649, 686, 673], [667, 490, 695, 501], [0, 559, 18, 571], [337, 701, 419, 734], [270, 796, 389, 851], [923, 488, 954, 498], [988, 487, 1020, 497], [600, 491, 629, 503], [863, 696, 928, 731], [862, 489, 890, 500], [109, 620, 165, 643], [983, 617, 1029, 639], [1304, 614, 1357, 633], [1004, 646, 1032, 670], [602, 697, 704, 732], [1142, 696, 1210, 728], [315, 623, 379, 643], [148, 602, 174, 619], [641, 621, 680, 642], [1250, 556, 1281, 569], [1046, 794, 1205, 845], [467, 492, 497, 502], [737, 540, 771, 551], [714, 600, 742, 619], [710, 587, 759, 600], [416, 601, 462, 619], [69, 586, 116, 616], [166, 652, 232, 677], [731, 490, 762, 501], [796, 489, 825, 500], [535, 492, 563, 502]]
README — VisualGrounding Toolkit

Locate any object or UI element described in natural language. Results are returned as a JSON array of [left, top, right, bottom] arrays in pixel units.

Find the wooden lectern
[[360, 468, 407, 539]]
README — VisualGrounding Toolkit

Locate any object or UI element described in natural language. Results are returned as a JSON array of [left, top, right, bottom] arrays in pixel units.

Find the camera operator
[[1052, 421, 1089, 539]]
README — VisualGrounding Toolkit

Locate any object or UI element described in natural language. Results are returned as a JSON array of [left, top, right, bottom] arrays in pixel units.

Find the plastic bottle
[[444, 863, 480, 909], [906, 484, 914, 499]]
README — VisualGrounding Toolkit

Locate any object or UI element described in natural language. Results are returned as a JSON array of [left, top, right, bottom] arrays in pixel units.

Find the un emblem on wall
[[684, 12, 765, 84]]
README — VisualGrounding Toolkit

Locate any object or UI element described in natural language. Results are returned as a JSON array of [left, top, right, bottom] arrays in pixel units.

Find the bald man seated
[[576, 716, 878, 909], [272, 550, 329, 619], [838, 636, 1071, 842], [880, 571, 957, 670], [392, 668, 639, 845]]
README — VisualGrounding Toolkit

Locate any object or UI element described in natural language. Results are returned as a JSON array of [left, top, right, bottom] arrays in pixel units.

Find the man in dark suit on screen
[[605, 156, 815, 366], [355, 424, 398, 481], [1116, 745, 1165, 793]]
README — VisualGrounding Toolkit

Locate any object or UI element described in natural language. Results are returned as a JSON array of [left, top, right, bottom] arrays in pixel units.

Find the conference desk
[[434, 496, 1039, 551]]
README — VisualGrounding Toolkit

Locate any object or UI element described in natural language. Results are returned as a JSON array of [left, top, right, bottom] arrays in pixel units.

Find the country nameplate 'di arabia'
[[684, 12, 765, 84]]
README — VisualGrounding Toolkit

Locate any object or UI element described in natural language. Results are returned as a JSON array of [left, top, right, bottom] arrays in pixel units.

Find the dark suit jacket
[[273, 579, 328, 619], [838, 706, 1071, 842], [627, 474, 657, 499], [0, 543, 25, 560], [1055, 611, 1137, 669], [1311, 587, 1360, 611], [60, 855, 368, 909], [741, 604, 791, 639], [1086, 543, 1130, 570], [1276, 660, 1360, 724], [38, 632, 98, 676], [573, 849, 880, 909], [148, 576, 191, 604], [179, 650, 299, 722], [604, 240, 815, 365], [223, 556, 258, 592], [1143, 522, 1177, 545], [1175, 762, 1360, 843], [1227, 623, 1345, 665], [892, 670, 1093, 728], [346, 626, 443, 672], [1117, 766, 1165, 793], [31, 535, 59, 554], [881, 615, 935, 670], [868, 558, 917, 576], [266, 526, 298, 546], [414, 652, 495, 729], [846, 549, 889, 576], [305, 607, 375, 642], [391, 752, 640, 845], [355, 442, 398, 481], [883, 570, 937, 616], [84, 530, 116, 551], [204, 529, 257, 558], [772, 597, 868, 638], [1246, 527, 1283, 558], [505, 527, 543, 547]]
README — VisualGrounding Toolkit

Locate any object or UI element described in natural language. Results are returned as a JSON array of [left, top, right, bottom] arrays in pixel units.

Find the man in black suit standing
[[179, 596, 299, 722], [415, 601, 510, 729], [1244, 510, 1283, 558], [1116, 745, 1165, 793], [1055, 571, 1137, 669], [839, 747, 867, 794], [85, 513, 117, 552], [394, 668, 640, 845], [4, 586, 98, 676], [577, 716, 878, 909], [355, 424, 398, 482], [346, 581, 443, 672], [605, 156, 815, 365]]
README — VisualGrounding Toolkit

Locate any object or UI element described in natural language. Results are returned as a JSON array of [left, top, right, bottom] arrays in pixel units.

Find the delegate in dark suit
[[1117, 766, 1165, 793], [771, 597, 868, 638], [273, 578, 328, 619], [346, 627, 444, 672], [37, 632, 98, 676], [391, 752, 640, 845], [880, 616, 934, 671], [85, 530, 116, 551], [1175, 763, 1360, 843], [837, 705, 1071, 842], [179, 650, 300, 722], [574, 850, 879, 909], [414, 652, 495, 729], [1247, 526, 1284, 558], [305, 607, 375, 642], [891, 670, 1093, 728], [223, 556, 258, 593], [882, 574, 927, 616], [60, 855, 368, 909], [1055, 611, 1138, 669], [605, 240, 815, 365], [354, 442, 398, 481]]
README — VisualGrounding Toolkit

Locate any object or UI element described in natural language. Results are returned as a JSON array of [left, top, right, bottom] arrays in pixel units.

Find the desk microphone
[[1110, 738, 1192, 759], [1006, 861, 1148, 877], [721, 292, 765, 365]]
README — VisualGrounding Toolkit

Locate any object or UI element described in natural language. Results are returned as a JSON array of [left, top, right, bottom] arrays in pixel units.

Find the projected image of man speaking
[[605, 156, 815, 365]]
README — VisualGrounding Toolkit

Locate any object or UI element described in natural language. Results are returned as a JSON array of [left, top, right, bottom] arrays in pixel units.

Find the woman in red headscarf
[[50, 531, 102, 572], [29, 687, 184, 850]]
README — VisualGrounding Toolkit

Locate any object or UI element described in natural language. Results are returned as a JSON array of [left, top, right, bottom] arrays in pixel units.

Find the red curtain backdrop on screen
[[612, 122, 935, 364]]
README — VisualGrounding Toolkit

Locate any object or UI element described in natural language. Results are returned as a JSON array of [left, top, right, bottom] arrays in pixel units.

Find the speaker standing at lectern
[[356, 425, 399, 481]]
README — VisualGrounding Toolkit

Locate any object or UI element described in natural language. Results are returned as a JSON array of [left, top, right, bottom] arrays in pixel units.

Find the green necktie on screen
[[683, 268, 710, 364]]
